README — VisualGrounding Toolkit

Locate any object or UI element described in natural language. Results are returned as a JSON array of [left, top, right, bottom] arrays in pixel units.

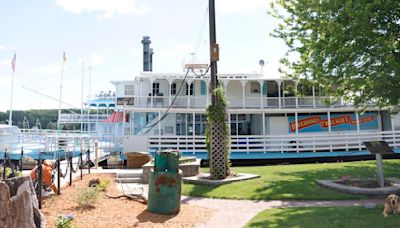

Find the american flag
[[11, 52, 16, 72], [63, 51, 66, 63]]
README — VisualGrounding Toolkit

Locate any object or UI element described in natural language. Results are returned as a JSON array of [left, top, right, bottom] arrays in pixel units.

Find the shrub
[[0, 166, 22, 178], [55, 214, 75, 228], [96, 178, 111, 192], [76, 187, 98, 207]]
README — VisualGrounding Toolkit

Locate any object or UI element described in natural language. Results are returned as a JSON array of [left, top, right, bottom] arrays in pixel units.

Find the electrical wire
[[141, 68, 191, 134], [193, 5, 210, 62]]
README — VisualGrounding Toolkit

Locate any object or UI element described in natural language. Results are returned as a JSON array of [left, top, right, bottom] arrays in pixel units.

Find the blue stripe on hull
[[3, 148, 400, 161], [152, 148, 400, 160]]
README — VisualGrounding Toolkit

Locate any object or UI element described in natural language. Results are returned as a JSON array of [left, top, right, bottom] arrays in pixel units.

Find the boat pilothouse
[[109, 36, 400, 160]]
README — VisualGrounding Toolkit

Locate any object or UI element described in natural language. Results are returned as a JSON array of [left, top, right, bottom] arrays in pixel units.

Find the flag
[[11, 52, 16, 72], [63, 51, 66, 63]]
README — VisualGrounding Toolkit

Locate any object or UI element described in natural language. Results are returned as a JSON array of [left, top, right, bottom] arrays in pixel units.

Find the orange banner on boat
[[289, 114, 376, 132]]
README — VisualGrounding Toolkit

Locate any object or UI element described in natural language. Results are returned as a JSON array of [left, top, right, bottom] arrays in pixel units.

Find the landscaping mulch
[[334, 179, 395, 188], [41, 174, 212, 227]]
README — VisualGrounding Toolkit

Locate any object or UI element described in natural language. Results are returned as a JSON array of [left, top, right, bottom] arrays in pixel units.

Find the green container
[[147, 151, 181, 214]]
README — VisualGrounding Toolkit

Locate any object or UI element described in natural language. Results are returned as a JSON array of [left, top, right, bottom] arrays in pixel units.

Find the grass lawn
[[244, 206, 400, 227], [182, 159, 400, 200]]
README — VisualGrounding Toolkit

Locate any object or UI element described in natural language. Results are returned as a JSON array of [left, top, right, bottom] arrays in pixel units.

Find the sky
[[0, 0, 287, 111]]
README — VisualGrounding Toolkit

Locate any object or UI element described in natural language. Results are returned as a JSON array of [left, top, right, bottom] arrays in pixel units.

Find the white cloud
[[89, 52, 105, 65], [55, 0, 150, 19], [218, 0, 269, 14], [35, 63, 61, 75], [0, 60, 9, 67], [157, 43, 194, 60], [0, 45, 6, 51]]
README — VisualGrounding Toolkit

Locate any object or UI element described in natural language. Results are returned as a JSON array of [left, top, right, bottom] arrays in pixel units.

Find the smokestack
[[141, 36, 151, 72], [150, 48, 154, 72]]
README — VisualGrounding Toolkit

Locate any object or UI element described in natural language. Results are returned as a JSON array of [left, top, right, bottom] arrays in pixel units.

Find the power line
[[193, 5, 210, 62], [141, 68, 192, 134]]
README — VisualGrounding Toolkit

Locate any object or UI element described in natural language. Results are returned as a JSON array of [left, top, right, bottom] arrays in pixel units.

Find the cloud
[[218, 0, 269, 14], [90, 52, 105, 65], [0, 45, 6, 51], [35, 63, 61, 75], [55, 0, 150, 19], [0, 60, 9, 67], [157, 43, 194, 59]]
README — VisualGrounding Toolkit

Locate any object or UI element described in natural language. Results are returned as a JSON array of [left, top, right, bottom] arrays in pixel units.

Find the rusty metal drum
[[147, 150, 182, 214]]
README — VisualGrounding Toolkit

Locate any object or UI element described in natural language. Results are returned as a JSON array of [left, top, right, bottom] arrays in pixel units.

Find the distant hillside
[[0, 109, 80, 129]]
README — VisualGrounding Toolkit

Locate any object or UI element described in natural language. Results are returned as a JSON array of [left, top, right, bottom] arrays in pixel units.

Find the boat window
[[171, 83, 177, 95], [250, 81, 260, 94], [152, 82, 160, 95], [185, 83, 194, 95]]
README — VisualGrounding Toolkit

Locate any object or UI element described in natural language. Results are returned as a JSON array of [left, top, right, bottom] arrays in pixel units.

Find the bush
[[76, 187, 98, 207], [55, 214, 75, 228], [0, 166, 22, 178], [96, 178, 111, 192]]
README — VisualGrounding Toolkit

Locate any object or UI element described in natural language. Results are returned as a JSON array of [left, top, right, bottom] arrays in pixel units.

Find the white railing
[[6, 130, 123, 157], [59, 114, 109, 123], [147, 130, 400, 154], [118, 95, 362, 109]]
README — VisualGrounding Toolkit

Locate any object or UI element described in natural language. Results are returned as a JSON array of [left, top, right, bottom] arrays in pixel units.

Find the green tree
[[270, 0, 400, 108]]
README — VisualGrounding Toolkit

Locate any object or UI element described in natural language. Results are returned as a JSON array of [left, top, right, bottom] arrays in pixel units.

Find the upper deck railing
[[59, 114, 109, 123], [116, 95, 360, 109]]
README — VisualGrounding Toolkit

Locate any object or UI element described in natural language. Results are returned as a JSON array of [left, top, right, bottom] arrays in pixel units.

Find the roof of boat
[[111, 71, 284, 84]]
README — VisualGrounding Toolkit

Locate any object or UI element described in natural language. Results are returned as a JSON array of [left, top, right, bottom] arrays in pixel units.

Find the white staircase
[[115, 172, 142, 183]]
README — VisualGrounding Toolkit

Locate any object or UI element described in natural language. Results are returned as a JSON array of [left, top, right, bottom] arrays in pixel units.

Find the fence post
[[95, 141, 99, 169], [20, 147, 24, 172], [80, 151, 83, 180], [38, 154, 43, 209], [3, 149, 7, 179], [57, 158, 60, 195], [69, 154, 72, 186], [87, 149, 91, 174]]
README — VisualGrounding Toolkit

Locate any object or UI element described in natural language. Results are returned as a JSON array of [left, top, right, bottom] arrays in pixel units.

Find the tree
[[270, 0, 400, 109]]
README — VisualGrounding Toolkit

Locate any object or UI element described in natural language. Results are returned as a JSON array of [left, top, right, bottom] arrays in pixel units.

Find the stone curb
[[316, 178, 400, 195]]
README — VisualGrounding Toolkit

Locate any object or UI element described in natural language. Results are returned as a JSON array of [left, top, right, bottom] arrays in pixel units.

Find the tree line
[[0, 109, 80, 129]]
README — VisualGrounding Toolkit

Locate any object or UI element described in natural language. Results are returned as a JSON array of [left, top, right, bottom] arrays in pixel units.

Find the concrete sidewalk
[[181, 196, 385, 228]]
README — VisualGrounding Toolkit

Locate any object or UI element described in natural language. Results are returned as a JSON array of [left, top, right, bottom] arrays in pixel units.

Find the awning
[[102, 112, 129, 123]]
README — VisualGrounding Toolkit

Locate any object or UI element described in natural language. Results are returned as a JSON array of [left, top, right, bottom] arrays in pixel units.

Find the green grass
[[182, 159, 400, 200], [244, 206, 400, 227]]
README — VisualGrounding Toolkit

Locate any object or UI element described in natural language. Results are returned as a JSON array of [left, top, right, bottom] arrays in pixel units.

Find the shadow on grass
[[251, 162, 400, 200], [245, 206, 399, 228], [183, 160, 400, 200]]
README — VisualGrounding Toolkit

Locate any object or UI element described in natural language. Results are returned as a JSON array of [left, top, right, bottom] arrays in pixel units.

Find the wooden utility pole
[[209, 0, 219, 104], [208, 0, 228, 179]]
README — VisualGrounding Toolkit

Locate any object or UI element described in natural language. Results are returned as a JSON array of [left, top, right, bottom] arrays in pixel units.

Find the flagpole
[[87, 65, 92, 132], [9, 52, 16, 126], [8, 70, 15, 126], [80, 61, 85, 134], [57, 57, 65, 130]]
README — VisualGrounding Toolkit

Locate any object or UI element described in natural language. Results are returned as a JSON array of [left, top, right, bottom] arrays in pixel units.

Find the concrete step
[[117, 173, 142, 179], [116, 177, 142, 183]]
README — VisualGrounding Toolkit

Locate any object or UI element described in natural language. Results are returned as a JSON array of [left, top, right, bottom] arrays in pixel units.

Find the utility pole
[[208, 0, 228, 180], [209, 0, 219, 105]]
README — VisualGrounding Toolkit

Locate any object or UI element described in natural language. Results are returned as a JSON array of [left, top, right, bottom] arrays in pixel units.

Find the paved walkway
[[180, 196, 385, 228]]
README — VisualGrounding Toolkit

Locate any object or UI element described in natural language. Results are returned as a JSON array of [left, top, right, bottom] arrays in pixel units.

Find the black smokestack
[[141, 36, 151, 72]]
